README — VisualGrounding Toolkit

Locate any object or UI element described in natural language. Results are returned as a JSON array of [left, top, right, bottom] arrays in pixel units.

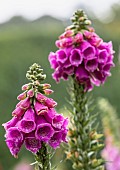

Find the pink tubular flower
[[59, 29, 74, 39], [85, 58, 98, 72], [35, 123, 54, 142], [43, 108, 56, 123], [36, 92, 46, 102], [42, 83, 51, 89], [2, 117, 19, 130], [34, 101, 48, 115], [70, 49, 83, 67], [73, 33, 83, 43], [44, 98, 57, 108], [25, 133, 41, 153], [12, 107, 25, 117], [49, 132, 62, 149], [79, 41, 96, 59], [48, 27, 115, 91], [20, 97, 31, 109], [48, 52, 59, 69], [52, 114, 64, 130], [6, 139, 23, 158], [6, 127, 23, 142], [18, 108, 36, 133], [56, 49, 68, 64]]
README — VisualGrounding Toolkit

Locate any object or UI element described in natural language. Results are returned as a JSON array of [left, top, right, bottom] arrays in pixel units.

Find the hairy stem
[[67, 77, 104, 170], [34, 143, 51, 170]]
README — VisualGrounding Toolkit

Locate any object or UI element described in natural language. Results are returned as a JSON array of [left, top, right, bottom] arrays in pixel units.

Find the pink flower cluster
[[48, 29, 115, 91], [3, 84, 68, 157], [102, 137, 120, 170]]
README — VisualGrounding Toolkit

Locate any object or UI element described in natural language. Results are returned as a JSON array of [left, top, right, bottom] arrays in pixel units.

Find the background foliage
[[0, 4, 120, 170]]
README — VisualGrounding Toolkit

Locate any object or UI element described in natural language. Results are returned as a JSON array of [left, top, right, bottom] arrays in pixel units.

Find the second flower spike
[[2, 63, 68, 170]]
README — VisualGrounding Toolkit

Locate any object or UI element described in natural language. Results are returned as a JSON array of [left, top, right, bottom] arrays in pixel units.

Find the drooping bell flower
[[49, 132, 62, 149], [6, 139, 23, 158], [35, 115, 54, 142], [12, 106, 25, 117], [20, 97, 31, 109], [5, 127, 24, 142], [34, 100, 48, 115], [2, 117, 19, 130], [52, 114, 65, 130], [18, 108, 36, 133], [24, 132, 41, 153]]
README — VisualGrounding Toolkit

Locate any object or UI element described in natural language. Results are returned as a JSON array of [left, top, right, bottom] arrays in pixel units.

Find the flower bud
[[59, 30, 74, 39], [22, 83, 31, 91], [42, 83, 51, 89], [27, 89, 34, 98], [44, 89, 54, 95], [17, 92, 27, 100]]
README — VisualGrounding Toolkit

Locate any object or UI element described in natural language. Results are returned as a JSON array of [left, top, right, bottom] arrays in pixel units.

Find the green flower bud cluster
[[26, 63, 46, 83], [70, 9, 91, 32]]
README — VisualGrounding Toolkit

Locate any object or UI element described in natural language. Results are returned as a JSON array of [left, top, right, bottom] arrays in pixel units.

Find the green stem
[[34, 143, 51, 170], [73, 77, 91, 169], [67, 77, 104, 170]]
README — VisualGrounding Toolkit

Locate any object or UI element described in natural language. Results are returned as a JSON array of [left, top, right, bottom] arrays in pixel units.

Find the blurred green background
[[0, 3, 120, 170]]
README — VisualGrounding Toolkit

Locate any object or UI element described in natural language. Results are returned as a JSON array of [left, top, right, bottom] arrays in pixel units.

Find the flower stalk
[[34, 143, 51, 170], [67, 76, 104, 170]]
